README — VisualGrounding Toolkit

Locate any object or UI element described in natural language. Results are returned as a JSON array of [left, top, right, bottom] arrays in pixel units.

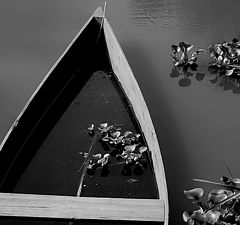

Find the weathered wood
[[103, 18, 169, 225], [0, 193, 165, 222]]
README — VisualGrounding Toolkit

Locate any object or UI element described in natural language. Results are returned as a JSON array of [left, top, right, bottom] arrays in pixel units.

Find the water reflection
[[170, 67, 205, 87], [208, 70, 240, 94], [170, 64, 240, 94], [195, 72, 205, 82], [128, 0, 210, 30]]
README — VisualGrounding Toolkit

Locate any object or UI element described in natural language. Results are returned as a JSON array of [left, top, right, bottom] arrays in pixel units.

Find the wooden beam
[[103, 18, 169, 225], [0, 193, 165, 222]]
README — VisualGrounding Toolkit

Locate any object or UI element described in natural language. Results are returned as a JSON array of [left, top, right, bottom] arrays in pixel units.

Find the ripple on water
[[128, 0, 210, 30]]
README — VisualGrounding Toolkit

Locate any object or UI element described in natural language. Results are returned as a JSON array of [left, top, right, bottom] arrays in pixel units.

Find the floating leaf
[[235, 48, 240, 56], [223, 57, 230, 64], [97, 153, 110, 166], [100, 123, 108, 128], [182, 211, 191, 222], [180, 52, 188, 63], [83, 153, 89, 158], [124, 131, 132, 137], [231, 177, 240, 184], [88, 124, 94, 131], [191, 210, 206, 224], [133, 153, 142, 161], [103, 153, 110, 158], [171, 54, 178, 63], [179, 41, 193, 53], [122, 151, 133, 159], [217, 55, 223, 62], [186, 219, 194, 225], [208, 190, 228, 204], [88, 124, 95, 136], [98, 124, 113, 133], [124, 145, 136, 152], [135, 134, 141, 139], [115, 136, 124, 144], [184, 188, 204, 200], [225, 68, 234, 76], [86, 163, 95, 169], [101, 135, 109, 142], [195, 49, 206, 54], [209, 45, 215, 54], [93, 153, 102, 160], [139, 146, 147, 154], [205, 210, 220, 224], [174, 61, 182, 67], [189, 55, 197, 63], [111, 131, 121, 138], [171, 44, 181, 54]]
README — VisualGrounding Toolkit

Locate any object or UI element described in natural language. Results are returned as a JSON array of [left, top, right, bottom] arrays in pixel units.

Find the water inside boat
[[12, 70, 159, 199]]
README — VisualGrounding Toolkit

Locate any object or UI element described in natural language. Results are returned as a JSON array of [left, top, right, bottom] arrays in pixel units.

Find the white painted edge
[[103, 18, 169, 225], [0, 193, 165, 222]]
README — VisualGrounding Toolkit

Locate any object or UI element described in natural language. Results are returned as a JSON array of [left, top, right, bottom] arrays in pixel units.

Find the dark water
[[1, 0, 240, 224], [12, 70, 158, 199]]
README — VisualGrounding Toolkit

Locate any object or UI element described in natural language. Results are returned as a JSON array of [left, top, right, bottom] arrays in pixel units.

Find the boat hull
[[0, 6, 168, 224]]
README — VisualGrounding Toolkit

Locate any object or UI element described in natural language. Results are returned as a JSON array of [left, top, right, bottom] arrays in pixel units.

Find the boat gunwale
[[103, 17, 168, 225]]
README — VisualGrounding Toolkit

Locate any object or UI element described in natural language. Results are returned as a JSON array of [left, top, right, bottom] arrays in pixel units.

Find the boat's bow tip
[[93, 7, 104, 18]]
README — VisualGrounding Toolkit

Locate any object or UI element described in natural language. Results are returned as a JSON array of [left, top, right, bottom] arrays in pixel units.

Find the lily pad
[[179, 41, 193, 53], [171, 44, 181, 54], [88, 124, 94, 131], [184, 188, 204, 200], [123, 131, 132, 137], [97, 153, 110, 166], [124, 145, 136, 152], [93, 153, 102, 160], [139, 146, 147, 154], [100, 123, 108, 128], [182, 211, 191, 223], [111, 131, 121, 138], [205, 210, 221, 224]]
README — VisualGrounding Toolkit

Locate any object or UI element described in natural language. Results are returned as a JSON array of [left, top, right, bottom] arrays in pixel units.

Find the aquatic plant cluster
[[208, 38, 240, 77], [86, 123, 148, 176], [171, 38, 240, 79], [171, 41, 206, 71], [183, 176, 240, 225]]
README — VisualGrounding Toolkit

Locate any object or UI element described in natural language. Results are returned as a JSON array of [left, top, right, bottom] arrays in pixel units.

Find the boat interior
[[0, 16, 159, 199]]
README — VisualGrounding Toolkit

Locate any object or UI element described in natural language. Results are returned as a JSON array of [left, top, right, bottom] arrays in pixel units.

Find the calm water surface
[[0, 0, 240, 224]]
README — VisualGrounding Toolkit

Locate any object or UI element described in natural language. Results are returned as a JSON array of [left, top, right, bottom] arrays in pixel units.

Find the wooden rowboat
[[0, 6, 168, 224]]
